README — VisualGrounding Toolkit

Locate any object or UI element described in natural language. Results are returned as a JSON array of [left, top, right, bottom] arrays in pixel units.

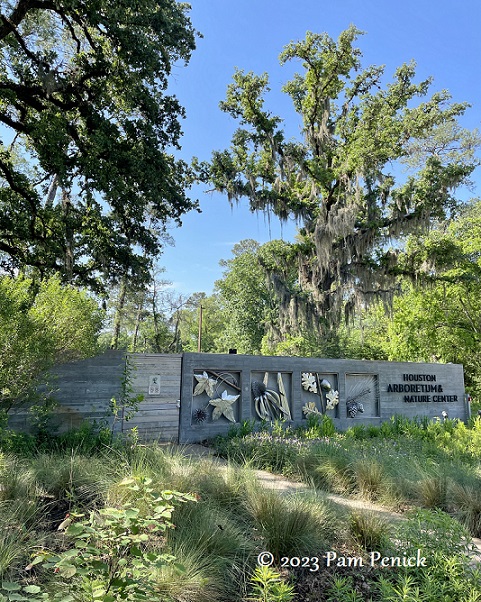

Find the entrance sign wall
[[178, 353, 467, 443], [8, 351, 467, 444]]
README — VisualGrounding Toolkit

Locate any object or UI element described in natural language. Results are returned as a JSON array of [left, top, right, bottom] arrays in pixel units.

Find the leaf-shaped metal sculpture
[[301, 373, 318, 393], [277, 373, 292, 420], [325, 390, 339, 410], [209, 390, 239, 422], [302, 401, 319, 416], [193, 371, 216, 397]]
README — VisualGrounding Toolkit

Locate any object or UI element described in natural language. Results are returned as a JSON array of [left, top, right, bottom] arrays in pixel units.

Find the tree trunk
[[111, 277, 127, 349]]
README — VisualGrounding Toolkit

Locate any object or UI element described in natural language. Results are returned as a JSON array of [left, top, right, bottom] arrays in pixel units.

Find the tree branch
[[0, 0, 32, 41]]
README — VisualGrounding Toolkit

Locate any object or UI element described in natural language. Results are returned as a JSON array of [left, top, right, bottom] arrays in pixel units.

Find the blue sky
[[161, 0, 481, 296]]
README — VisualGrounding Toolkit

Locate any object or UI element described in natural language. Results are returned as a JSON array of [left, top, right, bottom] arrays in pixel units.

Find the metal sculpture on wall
[[346, 400, 365, 418], [252, 372, 291, 421], [192, 370, 240, 424], [301, 372, 339, 417], [345, 374, 377, 418]]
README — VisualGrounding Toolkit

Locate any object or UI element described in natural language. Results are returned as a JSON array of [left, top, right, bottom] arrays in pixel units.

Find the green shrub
[[301, 413, 335, 438], [22, 477, 195, 602]]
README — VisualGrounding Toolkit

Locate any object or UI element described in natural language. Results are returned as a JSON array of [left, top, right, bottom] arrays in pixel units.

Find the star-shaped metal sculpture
[[193, 371, 216, 397], [209, 390, 239, 422]]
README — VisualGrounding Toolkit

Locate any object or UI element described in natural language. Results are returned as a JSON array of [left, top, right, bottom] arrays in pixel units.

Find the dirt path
[[178, 444, 481, 564]]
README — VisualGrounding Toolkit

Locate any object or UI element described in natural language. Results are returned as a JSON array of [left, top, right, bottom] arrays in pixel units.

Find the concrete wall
[[179, 353, 467, 443]]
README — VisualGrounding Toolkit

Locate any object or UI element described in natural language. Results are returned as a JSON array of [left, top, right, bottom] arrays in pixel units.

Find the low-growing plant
[[166, 498, 252, 600], [301, 413, 335, 438], [153, 542, 231, 602], [451, 482, 481, 537], [245, 489, 327, 560], [30, 451, 113, 508], [314, 448, 354, 494], [348, 511, 390, 553], [0, 501, 42, 579], [248, 565, 294, 602], [377, 508, 481, 602], [0, 455, 36, 502], [351, 457, 384, 500], [416, 473, 448, 510], [326, 576, 365, 602], [24, 476, 195, 602], [396, 507, 474, 558]]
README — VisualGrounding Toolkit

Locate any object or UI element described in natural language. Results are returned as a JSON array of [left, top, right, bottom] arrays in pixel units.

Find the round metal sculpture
[[192, 408, 207, 423]]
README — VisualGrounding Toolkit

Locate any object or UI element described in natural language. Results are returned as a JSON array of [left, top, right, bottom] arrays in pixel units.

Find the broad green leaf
[[65, 523, 85, 536], [58, 564, 77, 578], [92, 588, 106, 599], [25, 556, 44, 570], [0, 584, 21, 593], [23, 586, 41, 594]]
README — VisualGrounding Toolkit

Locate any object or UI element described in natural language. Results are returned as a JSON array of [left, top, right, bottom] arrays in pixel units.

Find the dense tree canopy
[[201, 26, 480, 333], [0, 0, 198, 290], [383, 200, 481, 391]]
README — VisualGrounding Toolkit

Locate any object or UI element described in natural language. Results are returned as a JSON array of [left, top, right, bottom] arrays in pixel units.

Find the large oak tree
[[201, 26, 479, 337], [0, 0, 198, 290]]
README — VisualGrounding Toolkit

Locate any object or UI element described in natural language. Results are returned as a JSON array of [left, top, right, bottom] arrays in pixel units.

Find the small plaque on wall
[[149, 375, 161, 395]]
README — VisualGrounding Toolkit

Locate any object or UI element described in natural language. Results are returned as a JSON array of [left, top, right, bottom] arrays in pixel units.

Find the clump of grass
[[117, 442, 174, 478], [30, 451, 113, 506], [417, 474, 448, 510], [244, 488, 328, 560], [166, 500, 252, 600], [154, 543, 241, 602], [177, 459, 255, 513], [314, 451, 354, 495], [0, 501, 43, 578], [0, 455, 36, 502], [451, 482, 481, 537], [349, 511, 390, 553], [351, 458, 385, 501]]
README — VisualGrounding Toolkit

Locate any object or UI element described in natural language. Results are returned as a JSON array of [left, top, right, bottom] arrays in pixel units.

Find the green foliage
[[109, 357, 144, 435], [378, 509, 481, 602], [245, 489, 328, 560], [351, 458, 384, 501], [348, 511, 390, 552], [326, 576, 365, 602], [0, 275, 102, 417], [101, 266, 186, 354], [302, 413, 336, 438], [201, 25, 480, 337], [214, 240, 275, 354], [27, 477, 195, 601], [0, 0, 198, 290], [248, 566, 294, 602], [178, 292, 226, 353]]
